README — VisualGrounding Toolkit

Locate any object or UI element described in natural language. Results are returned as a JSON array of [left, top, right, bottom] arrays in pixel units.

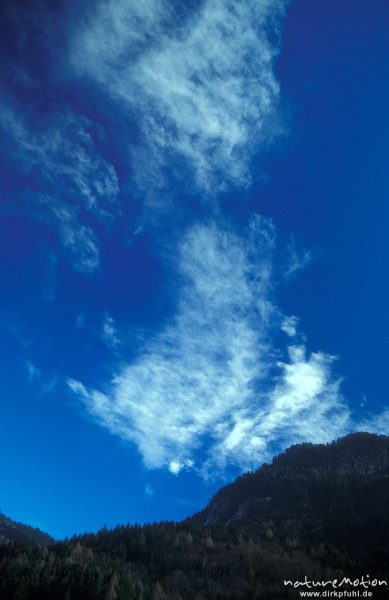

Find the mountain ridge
[[1, 431, 389, 599], [189, 431, 389, 527], [0, 512, 54, 546]]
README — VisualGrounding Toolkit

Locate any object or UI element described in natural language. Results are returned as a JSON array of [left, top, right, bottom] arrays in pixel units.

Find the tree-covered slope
[[189, 432, 389, 569], [1, 432, 388, 599], [0, 512, 53, 546]]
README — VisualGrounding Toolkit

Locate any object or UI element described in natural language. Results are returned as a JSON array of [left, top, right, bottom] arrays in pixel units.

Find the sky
[[0, 0, 388, 540]]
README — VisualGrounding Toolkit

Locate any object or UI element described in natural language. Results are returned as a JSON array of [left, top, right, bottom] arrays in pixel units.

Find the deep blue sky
[[0, 0, 388, 539]]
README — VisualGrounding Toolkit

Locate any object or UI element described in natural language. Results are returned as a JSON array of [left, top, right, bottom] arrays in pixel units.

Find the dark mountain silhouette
[[189, 432, 389, 554], [1, 432, 389, 599], [0, 512, 53, 546], [187, 432, 389, 578]]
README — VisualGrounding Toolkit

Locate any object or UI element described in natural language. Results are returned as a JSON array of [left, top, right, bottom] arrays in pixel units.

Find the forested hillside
[[0, 513, 53, 547], [1, 432, 388, 599]]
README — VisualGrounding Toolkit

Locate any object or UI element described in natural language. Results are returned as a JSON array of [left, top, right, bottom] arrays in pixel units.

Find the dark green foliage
[[0, 522, 338, 600], [1, 432, 389, 599], [0, 513, 53, 546], [189, 432, 389, 577]]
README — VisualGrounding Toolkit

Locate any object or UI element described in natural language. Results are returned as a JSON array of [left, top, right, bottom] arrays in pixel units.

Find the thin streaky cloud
[[68, 217, 276, 474], [281, 315, 299, 337], [284, 236, 312, 280], [0, 107, 119, 220], [101, 313, 122, 350], [26, 361, 41, 382], [0, 105, 119, 272], [67, 217, 376, 479], [72, 0, 285, 200], [47, 200, 100, 274]]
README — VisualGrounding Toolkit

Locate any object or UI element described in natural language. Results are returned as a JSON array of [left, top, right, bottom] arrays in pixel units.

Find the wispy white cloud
[[1, 107, 119, 219], [25, 359, 58, 395], [72, 0, 285, 199], [45, 200, 100, 273], [144, 483, 155, 498], [284, 236, 312, 280], [73, 0, 168, 73], [357, 409, 389, 436], [0, 105, 119, 272], [281, 315, 299, 337], [67, 217, 275, 473], [67, 217, 365, 478], [60, 1, 389, 478], [26, 360, 41, 382], [169, 459, 194, 476], [0, 312, 34, 350], [205, 345, 350, 475], [101, 313, 121, 350]]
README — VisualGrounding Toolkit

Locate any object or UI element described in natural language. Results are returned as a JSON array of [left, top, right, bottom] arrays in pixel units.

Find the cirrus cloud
[[67, 217, 362, 479], [0, 105, 119, 272], [72, 0, 285, 200]]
